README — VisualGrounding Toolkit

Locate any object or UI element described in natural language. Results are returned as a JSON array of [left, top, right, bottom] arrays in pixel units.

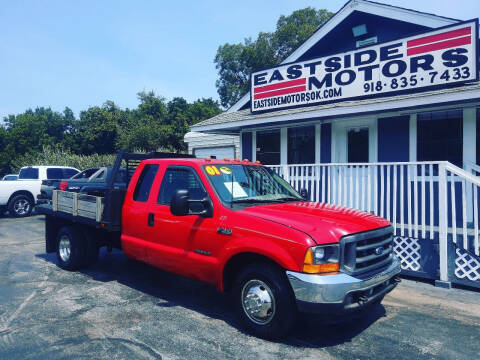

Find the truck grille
[[341, 226, 394, 278]]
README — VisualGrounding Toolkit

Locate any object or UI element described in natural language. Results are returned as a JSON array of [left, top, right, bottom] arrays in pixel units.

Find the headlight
[[303, 244, 340, 274]]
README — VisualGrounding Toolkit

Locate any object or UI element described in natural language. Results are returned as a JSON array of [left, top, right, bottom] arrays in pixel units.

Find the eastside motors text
[[251, 20, 477, 112]]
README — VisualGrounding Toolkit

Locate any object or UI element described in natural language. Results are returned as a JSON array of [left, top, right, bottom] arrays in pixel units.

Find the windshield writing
[[203, 164, 302, 204]]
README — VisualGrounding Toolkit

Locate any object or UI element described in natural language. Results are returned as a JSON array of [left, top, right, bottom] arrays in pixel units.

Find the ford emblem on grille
[[375, 246, 385, 255]]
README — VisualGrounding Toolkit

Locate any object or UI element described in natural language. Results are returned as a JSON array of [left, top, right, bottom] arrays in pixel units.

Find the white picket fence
[[269, 162, 480, 286]]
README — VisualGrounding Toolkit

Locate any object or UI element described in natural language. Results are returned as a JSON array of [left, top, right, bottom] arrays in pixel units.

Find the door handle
[[148, 213, 154, 227]]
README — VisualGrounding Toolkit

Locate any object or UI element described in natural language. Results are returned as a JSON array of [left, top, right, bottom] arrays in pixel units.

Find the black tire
[[8, 194, 33, 217], [232, 262, 297, 340], [0, 207, 5, 217], [56, 226, 87, 271], [371, 295, 386, 306]]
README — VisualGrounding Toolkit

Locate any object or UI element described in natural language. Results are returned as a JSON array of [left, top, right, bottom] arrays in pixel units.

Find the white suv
[[0, 166, 79, 217]]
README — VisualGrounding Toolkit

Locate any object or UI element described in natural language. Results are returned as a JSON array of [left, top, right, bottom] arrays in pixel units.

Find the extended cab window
[[133, 164, 159, 202], [157, 167, 207, 205], [19, 167, 39, 179]]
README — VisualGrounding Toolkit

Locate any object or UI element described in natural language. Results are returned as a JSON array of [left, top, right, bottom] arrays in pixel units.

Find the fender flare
[[217, 236, 302, 291]]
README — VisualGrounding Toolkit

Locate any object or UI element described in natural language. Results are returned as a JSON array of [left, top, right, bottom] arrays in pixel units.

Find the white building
[[184, 131, 239, 159]]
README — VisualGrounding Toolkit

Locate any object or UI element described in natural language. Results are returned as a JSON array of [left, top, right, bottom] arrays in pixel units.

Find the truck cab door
[[121, 164, 160, 262], [145, 165, 220, 283]]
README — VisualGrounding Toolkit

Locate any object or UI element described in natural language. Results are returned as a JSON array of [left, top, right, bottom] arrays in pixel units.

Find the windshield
[[203, 164, 302, 205], [3, 175, 18, 181]]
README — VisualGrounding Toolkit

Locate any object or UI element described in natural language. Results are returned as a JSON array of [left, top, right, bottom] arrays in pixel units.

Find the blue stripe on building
[[378, 115, 410, 162]]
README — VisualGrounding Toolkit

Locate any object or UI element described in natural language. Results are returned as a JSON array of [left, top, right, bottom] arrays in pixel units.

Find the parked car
[[0, 166, 79, 217], [38, 168, 99, 204], [2, 174, 18, 181], [38, 151, 400, 339], [60, 166, 127, 196]]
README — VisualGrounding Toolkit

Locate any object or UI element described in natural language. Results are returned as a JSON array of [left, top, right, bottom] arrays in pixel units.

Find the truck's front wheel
[[232, 263, 297, 339], [56, 226, 86, 271]]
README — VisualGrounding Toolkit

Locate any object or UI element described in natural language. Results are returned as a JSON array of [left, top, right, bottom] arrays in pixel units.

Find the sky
[[0, 0, 479, 120]]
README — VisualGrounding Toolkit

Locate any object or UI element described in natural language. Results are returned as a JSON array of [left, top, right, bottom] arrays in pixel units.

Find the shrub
[[11, 147, 118, 172]]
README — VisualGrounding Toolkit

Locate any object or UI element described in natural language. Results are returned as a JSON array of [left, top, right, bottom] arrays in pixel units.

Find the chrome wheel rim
[[59, 235, 71, 262], [14, 199, 30, 215], [241, 279, 275, 325]]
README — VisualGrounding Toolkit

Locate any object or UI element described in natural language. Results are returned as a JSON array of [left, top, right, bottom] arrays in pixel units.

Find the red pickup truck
[[38, 150, 401, 339]]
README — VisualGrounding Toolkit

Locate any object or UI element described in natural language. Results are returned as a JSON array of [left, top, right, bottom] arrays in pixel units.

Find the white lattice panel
[[455, 248, 480, 282], [393, 236, 421, 271]]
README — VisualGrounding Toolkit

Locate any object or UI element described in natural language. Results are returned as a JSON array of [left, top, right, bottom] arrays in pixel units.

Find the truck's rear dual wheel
[[56, 226, 99, 271], [232, 263, 297, 340]]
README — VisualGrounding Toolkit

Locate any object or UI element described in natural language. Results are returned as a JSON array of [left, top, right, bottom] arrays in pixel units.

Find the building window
[[417, 110, 462, 167], [348, 127, 369, 163], [288, 126, 315, 164], [256, 130, 280, 165]]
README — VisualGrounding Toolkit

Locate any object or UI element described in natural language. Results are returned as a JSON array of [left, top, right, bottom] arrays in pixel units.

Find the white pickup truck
[[0, 166, 79, 217]]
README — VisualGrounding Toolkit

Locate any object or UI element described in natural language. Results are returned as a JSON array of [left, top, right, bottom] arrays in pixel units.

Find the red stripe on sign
[[407, 27, 471, 48], [407, 36, 471, 56], [254, 78, 306, 94], [253, 86, 306, 100]]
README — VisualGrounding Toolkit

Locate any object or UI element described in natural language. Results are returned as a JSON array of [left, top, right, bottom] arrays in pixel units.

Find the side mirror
[[170, 189, 213, 218], [300, 188, 309, 200], [171, 189, 190, 216]]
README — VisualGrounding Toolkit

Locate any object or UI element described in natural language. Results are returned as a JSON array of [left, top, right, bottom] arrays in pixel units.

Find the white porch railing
[[269, 162, 480, 285]]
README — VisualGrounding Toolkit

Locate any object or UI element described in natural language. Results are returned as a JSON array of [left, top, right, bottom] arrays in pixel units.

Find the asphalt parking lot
[[1, 215, 480, 360]]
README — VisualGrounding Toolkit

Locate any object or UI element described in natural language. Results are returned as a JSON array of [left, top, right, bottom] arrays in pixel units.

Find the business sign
[[250, 20, 478, 113]]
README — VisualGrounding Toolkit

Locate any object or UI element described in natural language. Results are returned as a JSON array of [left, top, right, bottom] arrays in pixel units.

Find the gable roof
[[227, 0, 459, 113]]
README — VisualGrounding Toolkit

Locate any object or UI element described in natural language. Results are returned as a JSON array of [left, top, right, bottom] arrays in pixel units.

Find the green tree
[[0, 92, 222, 176], [118, 92, 222, 153], [214, 7, 333, 108], [118, 91, 171, 152], [187, 98, 222, 125], [2, 107, 70, 156], [0, 126, 10, 175], [70, 101, 125, 155]]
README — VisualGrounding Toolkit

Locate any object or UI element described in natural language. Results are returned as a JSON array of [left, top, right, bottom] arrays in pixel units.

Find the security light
[[352, 24, 367, 37]]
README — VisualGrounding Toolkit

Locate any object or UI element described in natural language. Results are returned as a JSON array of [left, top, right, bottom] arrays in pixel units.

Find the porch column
[[280, 128, 288, 164], [409, 114, 417, 161], [252, 131, 256, 162], [463, 107, 476, 223], [315, 124, 321, 164], [463, 107, 476, 167]]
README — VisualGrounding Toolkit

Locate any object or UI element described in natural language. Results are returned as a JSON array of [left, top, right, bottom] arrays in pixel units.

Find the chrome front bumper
[[286, 257, 401, 313]]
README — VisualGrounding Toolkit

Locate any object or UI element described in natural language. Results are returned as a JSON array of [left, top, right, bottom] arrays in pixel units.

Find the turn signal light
[[303, 263, 340, 274], [302, 247, 340, 274]]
